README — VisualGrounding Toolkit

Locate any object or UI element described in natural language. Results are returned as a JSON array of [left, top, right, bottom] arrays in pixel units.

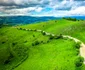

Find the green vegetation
[[0, 19, 85, 70], [49, 35, 55, 40], [75, 42, 81, 49], [15, 39, 77, 70], [63, 17, 77, 21], [32, 40, 40, 46], [41, 31, 46, 35], [75, 56, 84, 67]]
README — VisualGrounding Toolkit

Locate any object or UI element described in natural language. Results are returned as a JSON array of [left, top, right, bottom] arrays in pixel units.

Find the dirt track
[[15, 27, 85, 63]]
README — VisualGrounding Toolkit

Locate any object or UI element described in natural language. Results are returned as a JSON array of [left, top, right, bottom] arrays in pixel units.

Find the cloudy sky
[[0, 0, 85, 17]]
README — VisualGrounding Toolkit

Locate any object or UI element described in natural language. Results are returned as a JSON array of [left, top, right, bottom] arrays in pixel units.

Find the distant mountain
[[0, 16, 85, 26], [0, 16, 58, 25]]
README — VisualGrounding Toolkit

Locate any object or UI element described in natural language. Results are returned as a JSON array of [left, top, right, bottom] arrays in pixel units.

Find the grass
[[0, 19, 85, 70], [0, 26, 49, 70], [19, 19, 85, 43], [18, 19, 85, 42], [15, 39, 77, 70]]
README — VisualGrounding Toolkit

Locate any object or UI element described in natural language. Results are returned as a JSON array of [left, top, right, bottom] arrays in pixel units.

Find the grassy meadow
[[0, 19, 85, 70]]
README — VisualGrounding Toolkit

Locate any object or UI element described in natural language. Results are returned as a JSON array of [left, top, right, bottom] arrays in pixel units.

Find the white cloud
[[70, 6, 85, 15], [0, 0, 85, 16], [2, 7, 43, 16], [3, 7, 35, 15], [35, 7, 43, 12]]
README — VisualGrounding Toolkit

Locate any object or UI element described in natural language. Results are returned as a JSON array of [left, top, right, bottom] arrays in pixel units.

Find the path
[[15, 27, 85, 63], [63, 35, 85, 63]]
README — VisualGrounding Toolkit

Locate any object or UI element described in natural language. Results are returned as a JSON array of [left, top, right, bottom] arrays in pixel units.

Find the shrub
[[32, 40, 40, 46], [35, 41, 40, 45], [41, 41, 43, 43], [47, 40, 50, 43], [2, 41, 5, 44], [55, 34, 63, 39], [19, 28, 22, 30], [75, 56, 84, 67], [41, 31, 46, 35], [75, 42, 81, 49], [12, 42, 17, 46], [49, 35, 54, 40], [32, 43, 35, 46], [33, 35, 35, 37]]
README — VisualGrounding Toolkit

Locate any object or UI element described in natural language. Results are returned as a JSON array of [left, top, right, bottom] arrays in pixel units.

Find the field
[[0, 19, 85, 70]]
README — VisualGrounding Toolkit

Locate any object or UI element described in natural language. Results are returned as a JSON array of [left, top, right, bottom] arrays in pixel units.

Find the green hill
[[0, 19, 85, 70]]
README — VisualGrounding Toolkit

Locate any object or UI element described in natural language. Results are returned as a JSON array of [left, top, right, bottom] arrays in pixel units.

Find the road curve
[[15, 27, 85, 63]]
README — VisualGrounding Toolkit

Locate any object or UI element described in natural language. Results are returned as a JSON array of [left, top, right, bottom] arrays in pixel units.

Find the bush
[[47, 40, 50, 43], [55, 34, 63, 39], [35, 41, 40, 45], [41, 41, 43, 43], [19, 28, 22, 30], [32, 41, 40, 46], [41, 31, 46, 35], [33, 35, 35, 37], [2, 41, 5, 44], [75, 56, 84, 67], [32, 43, 35, 46], [12, 42, 17, 46], [49, 35, 54, 40], [75, 42, 81, 49]]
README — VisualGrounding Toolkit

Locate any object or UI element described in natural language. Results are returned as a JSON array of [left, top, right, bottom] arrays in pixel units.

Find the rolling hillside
[[0, 19, 85, 70]]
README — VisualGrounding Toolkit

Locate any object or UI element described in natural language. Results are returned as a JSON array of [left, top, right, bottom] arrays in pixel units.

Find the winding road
[[63, 35, 85, 64], [15, 27, 85, 63]]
